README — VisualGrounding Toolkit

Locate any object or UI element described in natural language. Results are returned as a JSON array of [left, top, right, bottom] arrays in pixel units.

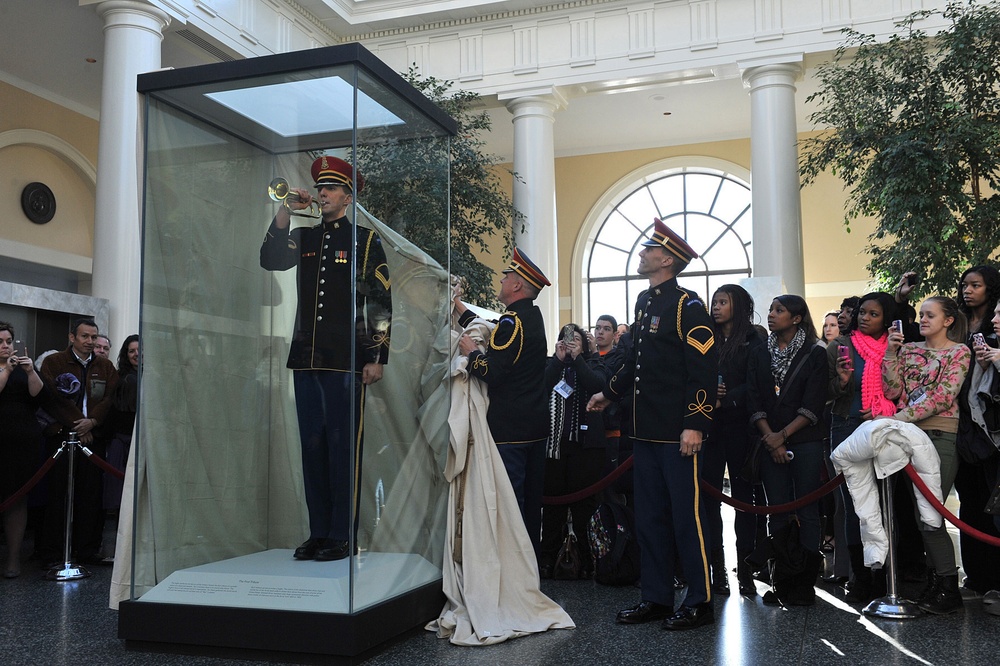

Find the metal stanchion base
[[46, 562, 92, 581], [863, 594, 922, 619]]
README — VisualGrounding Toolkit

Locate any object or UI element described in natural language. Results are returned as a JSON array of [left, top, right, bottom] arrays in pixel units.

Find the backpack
[[587, 502, 640, 586]]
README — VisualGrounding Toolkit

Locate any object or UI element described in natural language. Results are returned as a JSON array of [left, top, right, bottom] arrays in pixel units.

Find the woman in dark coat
[[747, 295, 828, 606], [0, 322, 44, 578], [703, 284, 767, 597]]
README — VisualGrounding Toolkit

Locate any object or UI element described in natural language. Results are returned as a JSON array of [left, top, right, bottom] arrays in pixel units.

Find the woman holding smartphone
[[954, 266, 1000, 598], [883, 296, 970, 614], [747, 295, 828, 605], [826, 291, 898, 602], [0, 323, 45, 578], [704, 284, 768, 596]]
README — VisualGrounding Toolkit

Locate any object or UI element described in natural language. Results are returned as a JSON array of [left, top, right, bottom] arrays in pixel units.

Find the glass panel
[[132, 54, 453, 620], [684, 172, 722, 214], [351, 69, 452, 612], [588, 279, 630, 331], [597, 211, 645, 251]]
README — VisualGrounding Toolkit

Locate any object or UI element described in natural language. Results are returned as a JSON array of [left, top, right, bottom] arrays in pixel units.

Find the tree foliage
[[353, 69, 521, 309], [800, 0, 1000, 297]]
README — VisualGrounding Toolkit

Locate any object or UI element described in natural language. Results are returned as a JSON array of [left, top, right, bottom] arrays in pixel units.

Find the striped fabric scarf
[[546, 365, 581, 459]]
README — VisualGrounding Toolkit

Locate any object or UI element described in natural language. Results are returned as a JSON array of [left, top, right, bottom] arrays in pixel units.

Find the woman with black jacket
[[704, 284, 767, 597], [747, 295, 828, 606], [538, 323, 608, 579]]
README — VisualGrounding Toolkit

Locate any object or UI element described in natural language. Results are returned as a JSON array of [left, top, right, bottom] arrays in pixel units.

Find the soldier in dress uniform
[[260, 156, 391, 562], [454, 248, 550, 554], [589, 218, 718, 630]]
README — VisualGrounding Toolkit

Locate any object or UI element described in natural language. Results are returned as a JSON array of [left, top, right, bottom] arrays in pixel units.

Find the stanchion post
[[46, 431, 91, 582], [863, 474, 919, 618]]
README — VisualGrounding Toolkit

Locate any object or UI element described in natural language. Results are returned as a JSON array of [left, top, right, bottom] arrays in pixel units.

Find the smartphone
[[718, 374, 724, 385], [973, 332, 987, 348], [560, 324, 575, 344], [891, 320, 903, 335], [838, 344, 850, 361]]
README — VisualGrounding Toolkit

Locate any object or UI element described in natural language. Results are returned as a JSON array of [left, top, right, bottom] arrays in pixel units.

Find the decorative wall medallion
[[21, 182, 56, 224]]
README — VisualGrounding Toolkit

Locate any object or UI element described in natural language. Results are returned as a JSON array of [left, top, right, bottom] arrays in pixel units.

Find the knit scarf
[[546, 365, 581, 459], [850, 331, 896, 417], [768, 327, 806, 387]]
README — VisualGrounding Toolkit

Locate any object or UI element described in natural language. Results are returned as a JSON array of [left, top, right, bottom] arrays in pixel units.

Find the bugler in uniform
[[260, 156, 391, 562]]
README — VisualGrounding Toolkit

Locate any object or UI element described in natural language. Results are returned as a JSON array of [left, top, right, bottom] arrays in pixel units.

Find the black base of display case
[[119, 581, 444, 659]]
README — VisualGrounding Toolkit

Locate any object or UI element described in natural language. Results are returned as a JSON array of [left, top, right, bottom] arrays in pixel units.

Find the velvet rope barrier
[[542, 453, 845, 513], [699, 473, 844, 515], [81, 446, 126, 481], [903, 463, 1000, 548], [0, 454, 61, 514], [543, 455, 635, 505]]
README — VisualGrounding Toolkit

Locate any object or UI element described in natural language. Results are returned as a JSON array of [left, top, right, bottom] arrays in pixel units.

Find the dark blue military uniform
[[606, 277, 717, 608], [459, 297, 548, 551], [260, 215, 391, 543]]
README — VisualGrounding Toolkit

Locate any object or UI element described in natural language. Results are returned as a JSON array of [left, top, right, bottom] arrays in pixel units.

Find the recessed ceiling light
[[649, 94, 665, 101], [663, 112, 672, 116], [86, 58, 98, 64]]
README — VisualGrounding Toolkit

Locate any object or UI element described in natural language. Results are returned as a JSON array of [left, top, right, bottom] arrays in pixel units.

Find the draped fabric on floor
[[426, 319, 574, 646]]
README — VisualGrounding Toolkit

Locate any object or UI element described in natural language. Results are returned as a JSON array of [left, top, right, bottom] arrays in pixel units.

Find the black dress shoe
[[616, 601, 671, 624], [315, 540, 350, 561], [293, 538, 324, 560], [662, 602, 715, 631]]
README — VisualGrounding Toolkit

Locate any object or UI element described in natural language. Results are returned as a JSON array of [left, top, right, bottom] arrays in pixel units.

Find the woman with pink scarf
[[826, 291, 897, 603]]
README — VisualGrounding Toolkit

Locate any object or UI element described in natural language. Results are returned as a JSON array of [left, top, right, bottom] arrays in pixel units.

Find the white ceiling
[[0, 0, 825, 162]]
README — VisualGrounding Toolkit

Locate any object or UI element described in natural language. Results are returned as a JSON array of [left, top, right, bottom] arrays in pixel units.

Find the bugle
[[268, 177, 320, 218]]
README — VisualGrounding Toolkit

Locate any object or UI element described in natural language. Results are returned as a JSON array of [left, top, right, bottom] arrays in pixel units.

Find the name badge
[[908, 387, 927, 407], [554, 379, 574, 399]]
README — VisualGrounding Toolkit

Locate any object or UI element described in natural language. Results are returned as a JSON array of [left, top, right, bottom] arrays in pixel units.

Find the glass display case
[[118, 43, 456, 657]]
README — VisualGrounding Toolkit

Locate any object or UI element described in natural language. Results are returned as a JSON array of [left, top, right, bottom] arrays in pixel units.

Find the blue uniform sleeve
[[260, 218, 298, 271], [467, 313, 522, 387], [680, 296, 718, 433]]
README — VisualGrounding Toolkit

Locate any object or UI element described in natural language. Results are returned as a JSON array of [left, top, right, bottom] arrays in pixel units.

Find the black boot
[[737, 550, 757, 597], [919, 574, 963, 615], [711, 548, 730, 595], [916, 568, 939, 605], [844, 544, 873, 603], [786, 551, 823, 606]]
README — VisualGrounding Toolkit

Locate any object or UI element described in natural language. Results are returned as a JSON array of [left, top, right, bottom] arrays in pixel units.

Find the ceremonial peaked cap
[[503, 247, 551, 290], [311, 156, 365, 193], [641, 217, 698, 263]]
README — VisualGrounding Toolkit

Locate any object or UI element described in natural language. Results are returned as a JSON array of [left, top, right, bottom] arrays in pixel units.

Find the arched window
[[585, 166, 752, 327]]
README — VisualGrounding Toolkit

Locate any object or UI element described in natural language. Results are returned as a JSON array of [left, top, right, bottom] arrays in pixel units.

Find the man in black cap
[[589, 218, 718, 630], [454, 248, 550, 554], [260, 156, 391, 562]]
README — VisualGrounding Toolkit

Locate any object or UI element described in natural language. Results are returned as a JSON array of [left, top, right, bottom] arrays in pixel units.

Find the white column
[[498, 88, 566, 341], [90, 1, 170, 348], [739, 54, 805, 298]]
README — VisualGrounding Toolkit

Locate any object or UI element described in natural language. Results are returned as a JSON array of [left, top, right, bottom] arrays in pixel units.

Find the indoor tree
[[800, 0, 1000, 296]]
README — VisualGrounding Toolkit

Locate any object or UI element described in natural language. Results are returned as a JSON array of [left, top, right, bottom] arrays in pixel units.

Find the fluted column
[[498, 88, 566, 341], [739, 54, 805, 298], [90, 1, 170, 347]]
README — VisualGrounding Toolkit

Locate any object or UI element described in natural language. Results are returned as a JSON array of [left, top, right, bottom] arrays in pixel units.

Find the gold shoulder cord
[[490, 314, 524, 363], [361, 231, 374, 275], [676, 292, 688, 339]]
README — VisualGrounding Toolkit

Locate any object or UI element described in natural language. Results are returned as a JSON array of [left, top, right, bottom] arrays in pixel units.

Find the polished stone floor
[[2, 508, 997, 666]]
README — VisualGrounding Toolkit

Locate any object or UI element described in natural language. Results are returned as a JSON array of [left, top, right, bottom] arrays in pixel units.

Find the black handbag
[[553, 514, 582, 580]]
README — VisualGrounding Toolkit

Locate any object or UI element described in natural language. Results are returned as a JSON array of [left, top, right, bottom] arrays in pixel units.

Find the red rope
[[700, 473, 845, 515], [543, 455, 635, 505], [0, 454, 61, 514], [903, 463, 1000, 548], [82, 447, 126, 481]]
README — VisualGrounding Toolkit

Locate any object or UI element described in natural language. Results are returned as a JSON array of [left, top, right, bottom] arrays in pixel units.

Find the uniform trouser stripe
[[691, 453, 712, 603]]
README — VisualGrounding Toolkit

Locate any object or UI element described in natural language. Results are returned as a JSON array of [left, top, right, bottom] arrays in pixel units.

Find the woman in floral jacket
[[883, 296, 970, 615]]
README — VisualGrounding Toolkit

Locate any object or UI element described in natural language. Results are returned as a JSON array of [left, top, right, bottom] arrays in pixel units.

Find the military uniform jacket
[[605, 277, 717, 442], [260, 215, 391, 371], [459, 298, 549, 444]]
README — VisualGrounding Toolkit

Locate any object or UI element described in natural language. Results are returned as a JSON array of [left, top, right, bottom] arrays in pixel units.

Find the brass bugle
[[268, 177, 320, 218]]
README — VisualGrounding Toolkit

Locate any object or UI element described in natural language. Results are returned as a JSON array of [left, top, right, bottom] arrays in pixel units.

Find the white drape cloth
[[830, 419, 944, 568], [426, 319, 574, 646]]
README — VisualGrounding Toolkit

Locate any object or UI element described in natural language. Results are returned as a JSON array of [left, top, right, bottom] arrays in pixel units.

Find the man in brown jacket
[[37, 318, 119, 565]]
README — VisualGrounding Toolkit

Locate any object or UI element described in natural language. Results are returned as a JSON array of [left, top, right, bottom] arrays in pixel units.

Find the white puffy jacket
[[830, 419, 943, 568]]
